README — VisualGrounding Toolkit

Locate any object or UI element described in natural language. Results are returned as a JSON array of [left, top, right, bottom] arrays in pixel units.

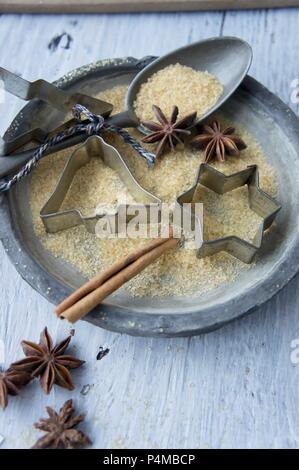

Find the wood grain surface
[[0, 0, 299, 14], [0, 9, 299, 449]]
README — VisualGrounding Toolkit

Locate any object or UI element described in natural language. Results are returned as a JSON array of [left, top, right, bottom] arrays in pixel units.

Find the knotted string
[[0, 104, 155, 193]]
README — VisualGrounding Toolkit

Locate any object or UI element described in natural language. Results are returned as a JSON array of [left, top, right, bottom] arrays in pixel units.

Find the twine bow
[[0, 104, 155, 193]]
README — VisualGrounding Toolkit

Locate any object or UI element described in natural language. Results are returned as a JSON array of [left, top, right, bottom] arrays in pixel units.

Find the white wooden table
[[1, 8, 299, 450]]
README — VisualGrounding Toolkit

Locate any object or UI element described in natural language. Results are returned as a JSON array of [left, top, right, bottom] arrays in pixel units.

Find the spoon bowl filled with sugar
[[123, 36, 252, 132]]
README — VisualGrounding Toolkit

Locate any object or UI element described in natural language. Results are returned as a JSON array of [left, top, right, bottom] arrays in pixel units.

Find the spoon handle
[[0, 133, 86, 179], [106, 110, 139, 128]]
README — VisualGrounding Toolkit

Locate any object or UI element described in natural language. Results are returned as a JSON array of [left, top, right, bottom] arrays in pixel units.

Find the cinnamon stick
[[57, 232, 178, 323], [55, 233, 172, 316]]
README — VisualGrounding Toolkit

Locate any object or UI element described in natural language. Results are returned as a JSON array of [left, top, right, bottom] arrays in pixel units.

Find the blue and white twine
[[0, 104, 155, 193]]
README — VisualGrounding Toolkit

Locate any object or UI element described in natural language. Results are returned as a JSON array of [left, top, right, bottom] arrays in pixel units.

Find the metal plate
[[0, 57, 298, 337]]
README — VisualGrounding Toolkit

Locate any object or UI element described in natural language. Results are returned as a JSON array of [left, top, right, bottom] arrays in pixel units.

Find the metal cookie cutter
[[176, 164, 281, 263], [0, 67, 113, 155], [40, 135, 161, 234]]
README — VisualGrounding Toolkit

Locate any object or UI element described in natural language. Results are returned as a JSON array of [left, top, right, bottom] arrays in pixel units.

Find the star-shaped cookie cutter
[[40, 135, 161, 234], [176, 164, 281, 263]]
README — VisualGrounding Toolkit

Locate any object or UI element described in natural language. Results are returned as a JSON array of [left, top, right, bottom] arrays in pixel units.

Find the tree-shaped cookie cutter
[[176, 164, 281, 263], [40, 135, 161, 234]]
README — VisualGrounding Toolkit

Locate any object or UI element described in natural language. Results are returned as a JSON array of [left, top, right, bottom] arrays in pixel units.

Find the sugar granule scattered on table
[[134, 63, 223, 122], [29, 84, 277, 298]]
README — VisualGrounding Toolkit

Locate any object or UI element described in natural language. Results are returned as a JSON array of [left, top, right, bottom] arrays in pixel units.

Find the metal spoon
[[0, 36, 252, 178], [119, 36, 252, 129], [99, 37, 252, 132]]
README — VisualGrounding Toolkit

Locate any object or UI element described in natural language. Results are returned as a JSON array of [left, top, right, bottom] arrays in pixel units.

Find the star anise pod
[[191, 120, 247, 163], [141, 105, 197, 158], [32, 399, 91, 449], [11, 327, 84, 395], [0, 367, 31, 409]]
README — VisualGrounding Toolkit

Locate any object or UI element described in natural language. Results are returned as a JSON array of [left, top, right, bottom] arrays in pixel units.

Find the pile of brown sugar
[[134, 63, 223, 121], [29, 84, 277, 298]]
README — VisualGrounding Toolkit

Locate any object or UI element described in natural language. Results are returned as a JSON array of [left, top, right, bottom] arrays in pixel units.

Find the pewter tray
[[0, 57, 298, 337]]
